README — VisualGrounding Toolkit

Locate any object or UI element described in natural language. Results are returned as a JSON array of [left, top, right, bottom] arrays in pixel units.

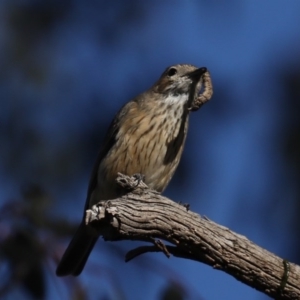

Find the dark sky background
[[1, 1, 300, 300]]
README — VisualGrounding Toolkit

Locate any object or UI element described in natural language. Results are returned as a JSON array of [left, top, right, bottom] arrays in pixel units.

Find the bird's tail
[[56, 223, 98, 276]]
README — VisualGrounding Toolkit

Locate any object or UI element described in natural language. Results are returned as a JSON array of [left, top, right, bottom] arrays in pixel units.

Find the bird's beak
[[185, 67, 207, 79]]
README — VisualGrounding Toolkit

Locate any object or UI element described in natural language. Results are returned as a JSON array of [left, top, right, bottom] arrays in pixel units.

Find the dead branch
[[85, 173, 300, 300]]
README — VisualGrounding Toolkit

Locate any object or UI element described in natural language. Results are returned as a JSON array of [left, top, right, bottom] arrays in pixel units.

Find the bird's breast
[[97, 97, 189, 199]]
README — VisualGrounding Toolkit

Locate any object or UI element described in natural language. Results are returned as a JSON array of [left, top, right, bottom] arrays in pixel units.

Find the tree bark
[[85, 173, 300, 300]]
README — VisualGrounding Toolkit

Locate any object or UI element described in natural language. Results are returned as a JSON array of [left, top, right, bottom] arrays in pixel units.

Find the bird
[[56, 64, 213, 276]]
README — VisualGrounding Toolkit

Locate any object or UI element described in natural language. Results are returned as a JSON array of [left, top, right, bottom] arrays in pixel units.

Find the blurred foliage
[[159, 281, 186, 300], [0, 185, 68, 298], [282, 70, 300, 262]]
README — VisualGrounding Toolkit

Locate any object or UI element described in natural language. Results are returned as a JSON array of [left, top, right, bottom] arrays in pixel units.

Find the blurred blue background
[[1, 1, 300, 299]]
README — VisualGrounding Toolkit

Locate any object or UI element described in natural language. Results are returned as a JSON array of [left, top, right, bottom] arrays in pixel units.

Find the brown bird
[[56, 64, 213, 276]]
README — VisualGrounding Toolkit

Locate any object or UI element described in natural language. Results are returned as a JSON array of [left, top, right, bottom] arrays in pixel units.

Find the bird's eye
[[167, 68, 177, 77]]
